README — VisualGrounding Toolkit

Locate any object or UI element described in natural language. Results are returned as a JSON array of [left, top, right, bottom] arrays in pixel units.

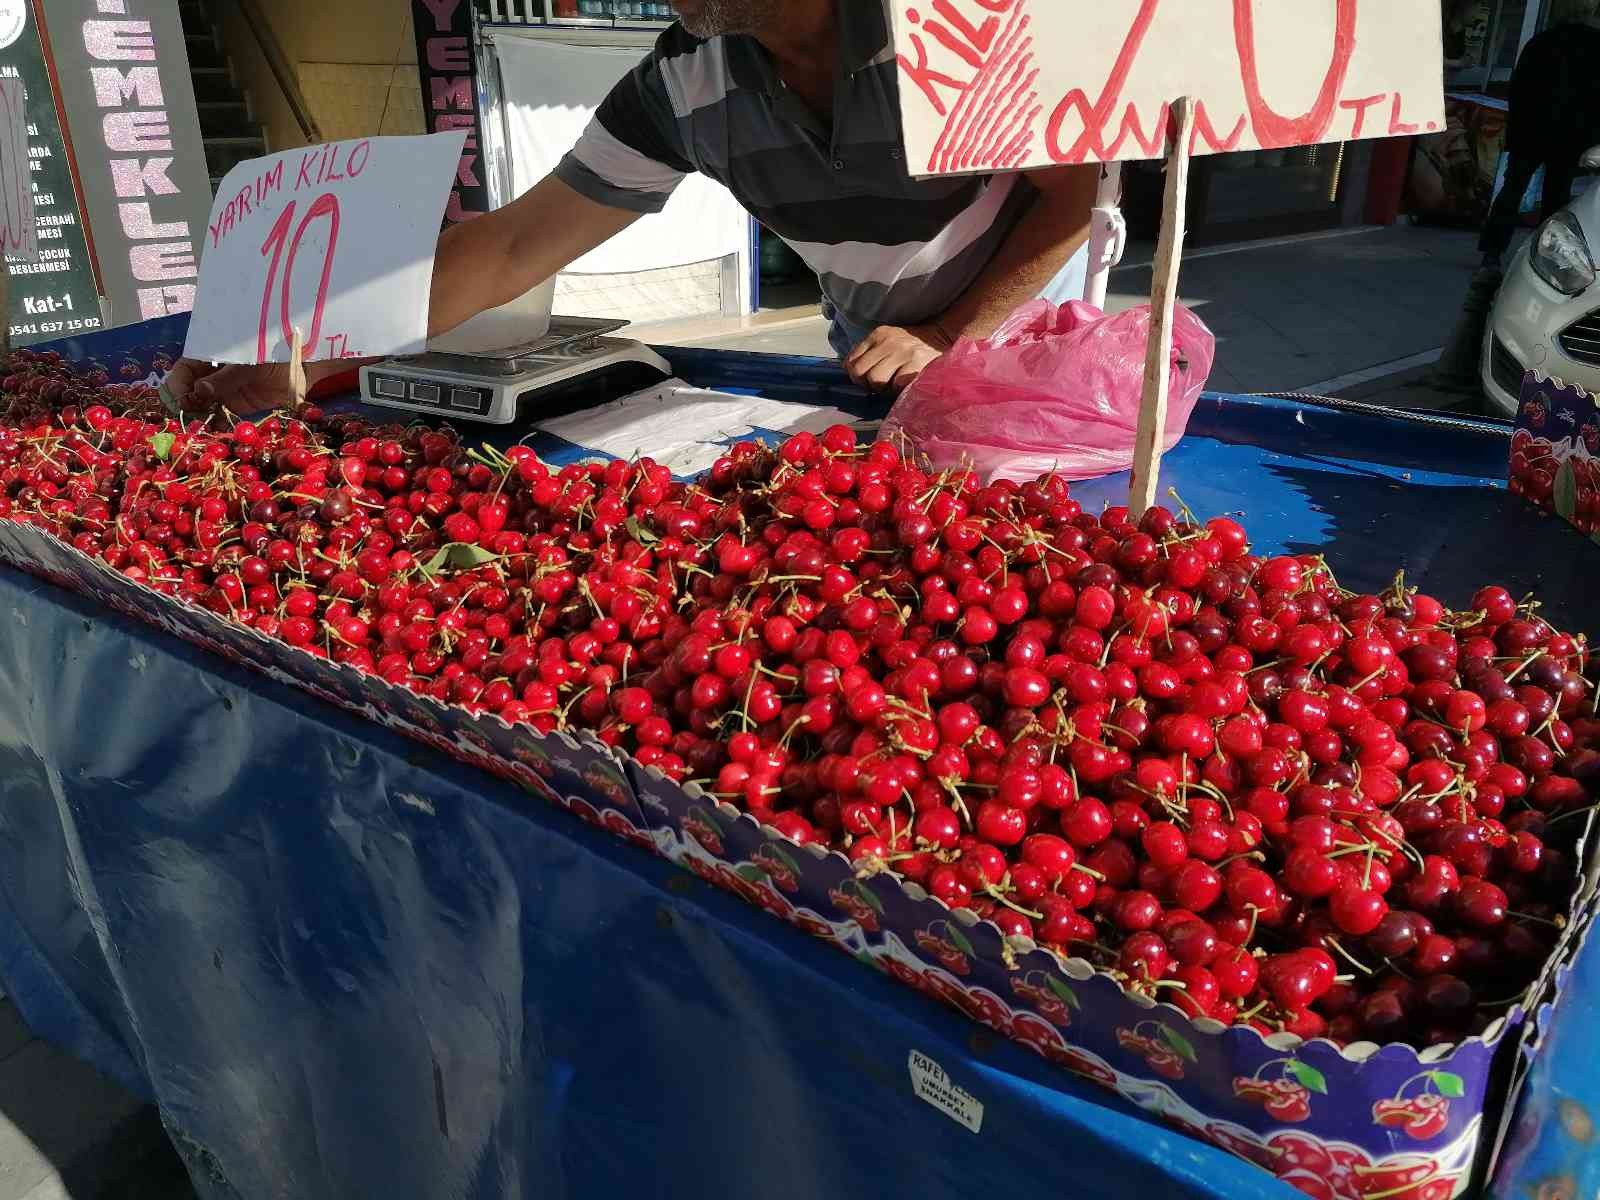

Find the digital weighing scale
[[359, 316, 672, 425]]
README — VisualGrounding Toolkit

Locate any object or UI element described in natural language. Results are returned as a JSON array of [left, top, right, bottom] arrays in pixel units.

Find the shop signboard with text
[[412, 0, 489, 226], [0, 1, 99, 346], [41, 0, 213, 328]]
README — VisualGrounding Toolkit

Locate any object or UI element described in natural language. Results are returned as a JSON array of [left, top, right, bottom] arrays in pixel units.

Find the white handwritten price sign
[[892, 0, 1444, 175], [0, 78, 36, 263], [183, 131, 467, 365]]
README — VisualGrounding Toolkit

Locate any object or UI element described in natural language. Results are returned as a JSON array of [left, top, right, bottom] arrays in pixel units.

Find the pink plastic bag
[[881, 299, 1216, 483]]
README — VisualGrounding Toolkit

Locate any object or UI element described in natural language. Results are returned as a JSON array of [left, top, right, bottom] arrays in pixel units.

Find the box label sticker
[[908, 1050, 984, 1133]]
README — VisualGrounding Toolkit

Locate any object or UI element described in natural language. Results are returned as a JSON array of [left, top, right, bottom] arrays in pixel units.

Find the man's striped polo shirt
[[553, 0, 1038, 352]]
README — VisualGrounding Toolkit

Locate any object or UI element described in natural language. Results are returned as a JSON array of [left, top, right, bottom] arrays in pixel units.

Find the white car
[[1482, 150, 1600, 417]]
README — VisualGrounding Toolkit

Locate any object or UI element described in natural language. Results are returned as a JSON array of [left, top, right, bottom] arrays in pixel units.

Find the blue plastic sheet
[[0, 320, 1597, 1199]]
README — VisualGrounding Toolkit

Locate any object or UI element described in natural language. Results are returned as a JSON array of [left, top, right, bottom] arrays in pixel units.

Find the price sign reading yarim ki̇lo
[[183, 132, 466, 366], [891, 0, 1444, 175]]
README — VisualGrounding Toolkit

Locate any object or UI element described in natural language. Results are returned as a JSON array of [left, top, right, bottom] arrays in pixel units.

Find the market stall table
[[0, 319, 1596, 1200]]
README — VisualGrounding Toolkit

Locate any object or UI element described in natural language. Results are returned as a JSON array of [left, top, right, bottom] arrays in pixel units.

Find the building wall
[[217, 0, 426, 152]]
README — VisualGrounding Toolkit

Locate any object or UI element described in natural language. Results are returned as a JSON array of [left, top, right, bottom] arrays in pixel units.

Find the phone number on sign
[[9, 317, 101, 336]]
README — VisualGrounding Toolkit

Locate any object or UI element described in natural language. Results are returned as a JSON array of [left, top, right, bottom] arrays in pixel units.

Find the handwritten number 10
[[257, 193, 341, 363]]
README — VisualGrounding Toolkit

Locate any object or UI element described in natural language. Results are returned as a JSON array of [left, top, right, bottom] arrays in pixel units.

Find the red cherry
[[1213, 947, 1259, 999], [1330, 883, 1388, 935]]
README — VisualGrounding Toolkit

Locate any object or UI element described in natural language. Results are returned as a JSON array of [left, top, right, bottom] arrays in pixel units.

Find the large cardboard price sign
[[892, 0, 1444, 175], [184, 132, 467, 365]]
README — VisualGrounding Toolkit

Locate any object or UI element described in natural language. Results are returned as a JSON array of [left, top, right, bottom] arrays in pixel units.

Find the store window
[[1443, 0, 1584, 89]]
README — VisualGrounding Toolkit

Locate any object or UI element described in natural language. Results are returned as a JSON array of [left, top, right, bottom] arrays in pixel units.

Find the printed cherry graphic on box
[[877, 951, 933, 995], [1115, 1021, 1197, 1080], [1508, 377, 1600, 535], [1372, 1070, 1464, 1141], [681, 806, 725, 857], [788, 909, 841, 942], [563, 794, 605, 829], [1263, 1126, 1463, 1200], [827, 878, 883, 932], [913, 920, 976, 976], [1010, 969, 1079, 1027], [599, 807, 655, 852], [514, 738, 556, 782], [1232, 1058, 1328, 1123], [748, 842, 802, 893], [582, 761, 631, 808]]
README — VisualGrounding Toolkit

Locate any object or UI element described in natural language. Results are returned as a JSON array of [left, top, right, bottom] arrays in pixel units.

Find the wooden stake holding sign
[[1128, 99, 1196, 516], [289, 328, 308, 409]]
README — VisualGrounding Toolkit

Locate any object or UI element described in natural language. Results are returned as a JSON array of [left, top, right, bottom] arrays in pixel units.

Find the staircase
[[177, 0, 268, 194]]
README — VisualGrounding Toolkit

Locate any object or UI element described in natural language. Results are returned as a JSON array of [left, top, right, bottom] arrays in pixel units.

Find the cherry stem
[[1355, 1170, 1442, 1200], [984, 884, 1043, 921], [1324, 934, 1375, 976], [1394, 1070, 1439, 1099], [1508, 909, 1566, 929], [1253, 1056, 1296, 1081]]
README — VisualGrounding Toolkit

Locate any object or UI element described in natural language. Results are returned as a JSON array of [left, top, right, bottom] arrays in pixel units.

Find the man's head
[[670, 0, 782, 38]]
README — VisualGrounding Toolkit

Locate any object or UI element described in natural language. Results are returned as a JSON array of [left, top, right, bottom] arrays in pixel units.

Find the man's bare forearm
[[293, 176, 639, 385], [428, 174, 641, 338], [933, 165, 1099, 340]]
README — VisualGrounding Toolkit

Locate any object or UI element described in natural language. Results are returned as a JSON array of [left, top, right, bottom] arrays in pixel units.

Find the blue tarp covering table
[[0, 321, 1596, 1199]]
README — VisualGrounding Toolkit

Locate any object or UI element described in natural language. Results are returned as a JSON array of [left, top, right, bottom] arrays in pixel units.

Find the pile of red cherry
[[0, 348, 1595, 1051]]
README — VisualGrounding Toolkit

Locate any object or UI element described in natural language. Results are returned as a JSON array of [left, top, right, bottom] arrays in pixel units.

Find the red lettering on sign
[[257, 193, 341, 363], [897, 31, 969, 118], [444, 192, 482, 223], [908, 2, 991, 71], [257, 161, 284, 205], [908, 0, 1040, 173], [416, 0, 460, 33], [1387, 92, 1419, 135], [1340, 93, 1386, 139], [1191, 100, 1247, 154], [1232, 0, 1357, 148], [1107, 100, 1169, 160], [960, 60, 1038, 172], [920, 0, 1423, 171], [1044, 0, 1162, 164]]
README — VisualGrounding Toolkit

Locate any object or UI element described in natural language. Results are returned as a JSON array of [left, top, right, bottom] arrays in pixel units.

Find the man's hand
[[163, 358, 341, 417], [844, 324, 952, 393]]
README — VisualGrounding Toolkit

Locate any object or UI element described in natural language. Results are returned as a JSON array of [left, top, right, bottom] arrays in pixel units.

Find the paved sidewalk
[[652, 223, 1483, 406], [0, 1001, 194, 1200], [1107, 224, 1479, 398]]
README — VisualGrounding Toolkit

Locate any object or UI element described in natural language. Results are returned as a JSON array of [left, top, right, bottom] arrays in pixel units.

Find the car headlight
[[1530, 212, 1597, 295]]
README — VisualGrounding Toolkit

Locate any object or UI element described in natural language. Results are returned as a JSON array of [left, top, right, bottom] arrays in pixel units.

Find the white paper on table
[[534, 380, 856, 476]]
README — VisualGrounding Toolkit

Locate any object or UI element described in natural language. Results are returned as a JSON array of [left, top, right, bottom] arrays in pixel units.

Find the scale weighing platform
[[359, 316, 672, 425]]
